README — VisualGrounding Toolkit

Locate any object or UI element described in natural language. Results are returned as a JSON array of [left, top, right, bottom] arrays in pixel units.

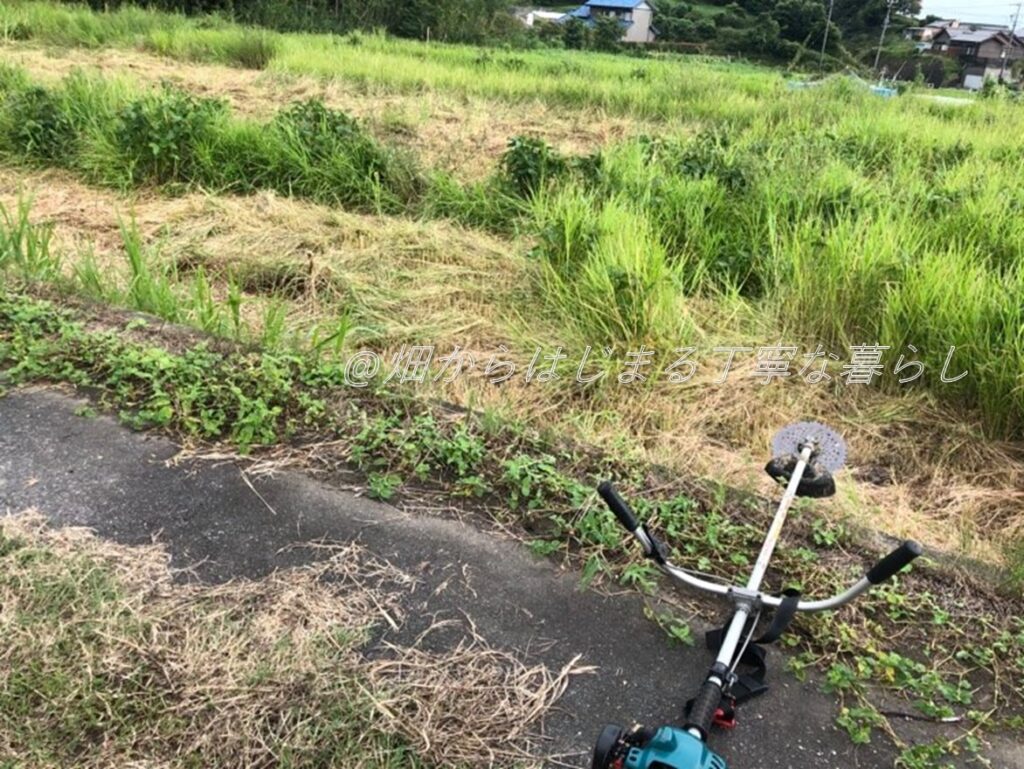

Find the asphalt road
[[1, 387, 1019, 769]]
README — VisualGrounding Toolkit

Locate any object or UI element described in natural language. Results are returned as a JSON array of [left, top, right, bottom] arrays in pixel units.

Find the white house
[[566, 0, 657, 44], [519, 9, 568, 27]]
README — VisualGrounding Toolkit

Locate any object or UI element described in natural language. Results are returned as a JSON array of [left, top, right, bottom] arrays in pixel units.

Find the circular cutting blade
[[771, 421, 847, 472]]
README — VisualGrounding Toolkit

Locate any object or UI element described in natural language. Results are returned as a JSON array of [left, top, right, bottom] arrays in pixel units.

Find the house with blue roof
[[566, 0, 657, 44]]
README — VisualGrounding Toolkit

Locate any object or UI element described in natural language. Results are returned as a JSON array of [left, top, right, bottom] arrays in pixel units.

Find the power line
[[924, 2, 1020, 9]]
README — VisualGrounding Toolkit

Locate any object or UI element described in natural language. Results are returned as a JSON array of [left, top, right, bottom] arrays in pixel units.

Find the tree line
[[79, 0, 521, 42], [72, 0, 921, 62], [653, 0, 922, 61]]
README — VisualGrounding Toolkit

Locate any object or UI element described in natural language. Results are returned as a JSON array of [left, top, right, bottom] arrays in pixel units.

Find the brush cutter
[[591, 421, 922, 769]]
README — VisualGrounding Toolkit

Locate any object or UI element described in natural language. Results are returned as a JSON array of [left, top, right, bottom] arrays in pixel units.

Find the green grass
[[0, 197, 61, 283], [1, 0, 780, 120], [2, 5, 1024, 758], [0, 65, 428, 212], [145, 25, 280, 68]]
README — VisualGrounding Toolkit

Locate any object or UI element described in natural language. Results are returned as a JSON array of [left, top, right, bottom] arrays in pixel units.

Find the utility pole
[[873, 0, 896, 76], [999, 2, 1022, 82], [819, 0, 837, 72]]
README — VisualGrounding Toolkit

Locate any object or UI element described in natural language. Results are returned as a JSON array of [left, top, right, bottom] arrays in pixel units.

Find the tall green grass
[[0, 0, 779, 120], [0, 65, 424, 213], [145, 27, 279, 69], [533, 190, 694, 348], [2, 2, 185, 48], [518, 93, 1024, 435], [0, 198, 61, 283], [1, 2, 278, 68]]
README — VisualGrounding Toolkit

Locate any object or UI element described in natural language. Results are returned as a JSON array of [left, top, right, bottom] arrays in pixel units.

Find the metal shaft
[[713, 607, 751, 669], [747, 444, 813, 592], [716, 443, 812, 666], [685, 443, 814, 741], [1000, 3, 1022, 81], [819, 0, 836, 72]]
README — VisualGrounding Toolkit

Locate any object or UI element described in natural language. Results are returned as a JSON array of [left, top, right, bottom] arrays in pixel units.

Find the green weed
[[2, 287, 1024, 762], [113, 86, 227, 187], [0, 199, 61, 284]]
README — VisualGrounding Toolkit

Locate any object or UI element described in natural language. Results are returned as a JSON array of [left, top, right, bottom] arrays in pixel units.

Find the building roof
[[928, 19, 1007, 31], [583, 0, 649, 8], [565, 7, 635, 27], [530, 10, 566, 20], [565, 0, 648, 25], [938, 27, 1011, 44]]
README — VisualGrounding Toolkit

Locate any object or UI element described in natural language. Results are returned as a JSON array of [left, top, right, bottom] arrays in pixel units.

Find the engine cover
[[623, 726, 727, 769]]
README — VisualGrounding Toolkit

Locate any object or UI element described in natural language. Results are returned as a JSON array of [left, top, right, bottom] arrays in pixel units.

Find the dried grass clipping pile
[[367, 624, 584, 767], [0, 512, 584, 768]]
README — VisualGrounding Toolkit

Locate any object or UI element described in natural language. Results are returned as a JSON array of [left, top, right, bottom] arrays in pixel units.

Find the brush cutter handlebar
[[867, 540, 924, 584], [597, 480, 639, 532], [599, 482, 923, 614], [685, 679, 723, 741]]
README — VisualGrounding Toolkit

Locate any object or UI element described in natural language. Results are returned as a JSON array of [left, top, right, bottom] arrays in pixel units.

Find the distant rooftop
[[942, 27, 1012, 43], [927, 18, 1009, 32], [583, 0, 649, 8]]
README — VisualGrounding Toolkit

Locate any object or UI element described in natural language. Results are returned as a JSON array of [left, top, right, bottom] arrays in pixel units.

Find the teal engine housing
[[623, 727, 728, 769]]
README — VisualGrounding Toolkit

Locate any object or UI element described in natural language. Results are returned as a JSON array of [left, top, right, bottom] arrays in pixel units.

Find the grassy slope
[[3, 156, 1020, 568], [0, 44, 659, 183]]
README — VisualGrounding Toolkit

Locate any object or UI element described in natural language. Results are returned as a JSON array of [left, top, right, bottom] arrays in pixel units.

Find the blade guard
[[770, 421, 847, 472], [765, 454, 836, 498], [766, 421, 847, 498]]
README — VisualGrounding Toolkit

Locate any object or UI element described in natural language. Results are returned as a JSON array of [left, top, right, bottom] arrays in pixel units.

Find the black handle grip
[[597, 481, 639, 533], [684, 679, 722, 740], [866, 540, 923, 584]]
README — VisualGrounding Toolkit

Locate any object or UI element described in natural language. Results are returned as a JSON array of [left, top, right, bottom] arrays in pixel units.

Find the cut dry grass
[[0, 510, 585, 768], [4, 167, 1024, 565], [0, 167, 531, 349], [367, 624, 585, 768], [1, 43, 659, 182]]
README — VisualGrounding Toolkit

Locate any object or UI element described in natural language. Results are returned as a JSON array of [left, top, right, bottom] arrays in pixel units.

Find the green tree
[[714, 3, 749, 29], [715, 11, 786, 56], [392, 0, 437, 38], [592, 15, 623, 50], [771, 0, 825, 42], [562, 17, 590, 49], [654, 0, 694, 41], [832, 0, 921, 35]]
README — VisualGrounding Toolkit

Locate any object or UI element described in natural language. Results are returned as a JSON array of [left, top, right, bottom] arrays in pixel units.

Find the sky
[[921, 1, 1023, 27]]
